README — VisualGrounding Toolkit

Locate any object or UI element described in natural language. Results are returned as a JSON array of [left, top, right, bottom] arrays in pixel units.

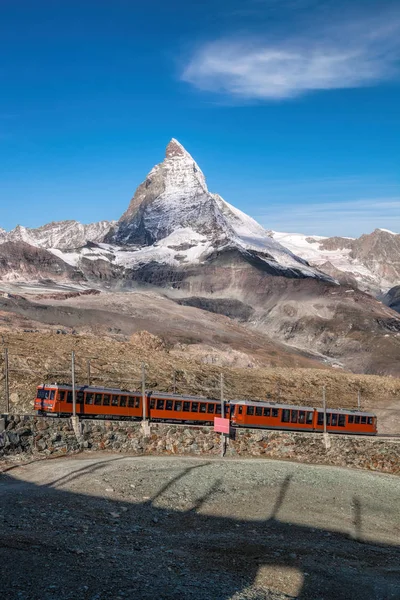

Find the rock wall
[[1, 415, 399, 475]]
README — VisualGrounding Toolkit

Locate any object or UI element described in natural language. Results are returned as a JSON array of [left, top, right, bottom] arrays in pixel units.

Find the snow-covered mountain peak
[[108, 139, 330, 280]]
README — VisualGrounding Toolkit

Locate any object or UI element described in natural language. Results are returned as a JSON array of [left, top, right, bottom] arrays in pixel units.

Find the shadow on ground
[[1, 456, 399, 600]]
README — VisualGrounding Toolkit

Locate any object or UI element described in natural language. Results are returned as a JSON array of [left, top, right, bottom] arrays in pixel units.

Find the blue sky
[[0, 0, 399, 237]]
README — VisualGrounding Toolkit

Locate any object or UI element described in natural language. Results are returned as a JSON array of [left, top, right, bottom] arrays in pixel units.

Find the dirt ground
[[1, 455, 399, 599]]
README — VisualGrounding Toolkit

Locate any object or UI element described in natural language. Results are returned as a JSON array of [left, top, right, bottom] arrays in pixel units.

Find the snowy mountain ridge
[[270, 229, 400, 294], [0, 220, 115, 251]]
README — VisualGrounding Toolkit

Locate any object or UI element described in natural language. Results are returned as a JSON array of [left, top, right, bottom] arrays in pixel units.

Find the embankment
[[1, 415, 399, 474]]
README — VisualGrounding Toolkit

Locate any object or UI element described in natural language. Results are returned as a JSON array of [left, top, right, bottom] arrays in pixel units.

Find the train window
[[331, 414, 338, 426], [67, 391, 73, 403], [348, 415, 354, 423], [37, 389, 45, 400], [247, 406, 254, 416], [282, 409, 290, 423], [215, 404, 221, 414], [77, 391, 84, 403], [361, 416, 367, 424], [368, 417, 373, 425], [317, 413, 324, 425], [191, 402, 199, 412], [298, 411, 305, 424], [174, 401, 182, 411], [238, 406, 243, 415], [59, 390, 65, 401], [165, 400, 173, 410], [255, 407, 263, 417], [86, 393, 94, 405], [150, 399, 155, 409], [272, 409, 279, 418], [306, 411, 313, 424], [263, 408, 271, 417], [183, 402, 190, 412], [128, 397, 135, 408], [103, 395, 110, 406], [291, 410, 298, 423], [135, 398, 140, 408], [157, 399, 165, 410], [207, 404, 214, 414], [112, 395, 119, 406], [120, 396, 127, 407], [50, 390, 55, 400], [326, 413, 331, 426], [338, 414, 345, 427], [355, 416, 360, 424], [200, 403, 207, 413]]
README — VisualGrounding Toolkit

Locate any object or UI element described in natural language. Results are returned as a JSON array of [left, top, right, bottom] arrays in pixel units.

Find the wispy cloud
[[256, 197, 400, 237], [182, 7, 400, 100]]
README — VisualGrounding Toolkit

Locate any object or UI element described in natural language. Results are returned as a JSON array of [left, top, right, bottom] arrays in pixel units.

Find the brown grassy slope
[[1, 330, 400, 433]]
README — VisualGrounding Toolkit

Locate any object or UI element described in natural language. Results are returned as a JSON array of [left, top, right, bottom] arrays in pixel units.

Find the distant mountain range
[[1, 138, 399, 376]]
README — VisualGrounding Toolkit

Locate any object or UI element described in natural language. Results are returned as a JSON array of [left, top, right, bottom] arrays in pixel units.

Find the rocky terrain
[[1, 455, 399, 599]]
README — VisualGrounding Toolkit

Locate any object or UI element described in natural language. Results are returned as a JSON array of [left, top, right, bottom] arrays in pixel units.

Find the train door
[[233, 404, 245, 425]]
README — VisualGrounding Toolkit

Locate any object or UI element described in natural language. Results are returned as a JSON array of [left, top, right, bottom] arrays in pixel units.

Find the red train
[[34, 383, 377, 435]]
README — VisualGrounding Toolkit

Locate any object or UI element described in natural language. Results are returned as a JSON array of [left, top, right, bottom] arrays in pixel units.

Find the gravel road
[[1, 454, 399, 600]]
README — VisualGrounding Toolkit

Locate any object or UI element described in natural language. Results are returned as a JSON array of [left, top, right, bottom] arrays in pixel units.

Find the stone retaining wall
[[1, 414, 399, 474]]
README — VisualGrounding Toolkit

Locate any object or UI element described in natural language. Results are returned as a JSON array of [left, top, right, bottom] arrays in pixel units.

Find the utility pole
[[173, 370, 176, 395], [4, 347, 9, 413], [322, 385, 327, 434], [141, 363, 147, 422], [357, 390, 361, 410], [86, 359, 91, 387], [72, 351, 76, 418]]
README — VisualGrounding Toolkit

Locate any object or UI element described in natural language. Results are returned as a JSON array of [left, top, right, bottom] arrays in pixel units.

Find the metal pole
[[323, 385, 327, 434], [4, 347, 9, 413], [87, 359, 91, 387], [173, 371, 176, 395], [72, 351, 76, 418], [142, 363, 146, 422], [357, 390, 361, 410]]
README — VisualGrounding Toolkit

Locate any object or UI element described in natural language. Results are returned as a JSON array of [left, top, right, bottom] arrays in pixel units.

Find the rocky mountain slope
[[271, 229, 400, 295], [0, 242, 83, 283]]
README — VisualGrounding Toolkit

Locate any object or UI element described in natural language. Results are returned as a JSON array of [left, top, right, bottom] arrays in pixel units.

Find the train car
[[230, 400, 377, 435], [148, 391, 228, 424], [35, 384, 144, 419], [314, 407, 377, 435]]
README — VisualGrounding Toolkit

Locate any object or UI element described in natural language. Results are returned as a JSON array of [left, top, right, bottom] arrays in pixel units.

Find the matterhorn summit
[[113, 138, 227, 246], [108, 138, 325, 279]]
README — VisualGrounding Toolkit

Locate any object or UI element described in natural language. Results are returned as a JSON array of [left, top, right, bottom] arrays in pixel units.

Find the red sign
[[214, 417, 230, 434]]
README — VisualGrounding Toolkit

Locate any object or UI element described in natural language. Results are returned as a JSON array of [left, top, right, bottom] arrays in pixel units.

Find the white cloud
[[256, 198, 400, 237], [182, 11, 400, 100]]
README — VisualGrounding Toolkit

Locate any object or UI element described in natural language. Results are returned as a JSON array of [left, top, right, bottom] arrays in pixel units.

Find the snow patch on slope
[[270, 231, 394, 293]]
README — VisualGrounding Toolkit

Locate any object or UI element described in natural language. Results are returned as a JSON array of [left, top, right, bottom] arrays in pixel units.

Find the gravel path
[[1, 455, 399, 599]]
